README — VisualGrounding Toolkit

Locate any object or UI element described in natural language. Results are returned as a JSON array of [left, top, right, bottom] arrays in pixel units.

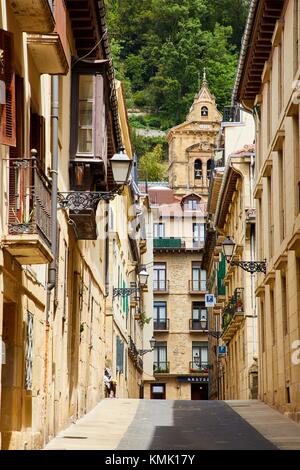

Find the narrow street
[[45, 399, 300, 450]]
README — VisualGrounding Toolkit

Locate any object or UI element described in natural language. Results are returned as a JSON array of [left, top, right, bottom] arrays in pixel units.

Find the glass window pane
[[79, 75, 93, 100], [78, 129, 93, 153], [79, 101, 93, 127], [201, 347, 208, 363]]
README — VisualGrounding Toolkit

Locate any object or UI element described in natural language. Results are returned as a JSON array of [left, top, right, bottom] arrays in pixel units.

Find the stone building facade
[[143, 78, 222, 400], [0, 0, 153, 450], [234, 0, 300, 422]]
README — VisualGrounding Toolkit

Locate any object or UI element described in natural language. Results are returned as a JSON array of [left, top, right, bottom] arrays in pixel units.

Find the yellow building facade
[[0, 0, 151, 450], [235, 0, 300, 422]]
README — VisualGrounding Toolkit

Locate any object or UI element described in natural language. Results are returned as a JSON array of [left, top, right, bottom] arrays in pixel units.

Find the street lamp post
[[222, 237, 266, 274], [113, 266, 149, 298], [138, 337, 156, 356]]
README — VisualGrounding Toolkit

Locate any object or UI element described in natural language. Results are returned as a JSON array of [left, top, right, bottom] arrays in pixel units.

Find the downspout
[[44, 75, 59, 445], [47, 75, 59, 304]]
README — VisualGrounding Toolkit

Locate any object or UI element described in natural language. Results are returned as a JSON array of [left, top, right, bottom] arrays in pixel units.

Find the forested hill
[[105, 0, 250, 130]]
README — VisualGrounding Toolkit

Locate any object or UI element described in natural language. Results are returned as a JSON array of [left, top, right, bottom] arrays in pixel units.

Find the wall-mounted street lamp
[[57, 149, 133, 210], [113, 266, 149, 298], [222, 237, 266, 274], [138, 336, 156, 356]]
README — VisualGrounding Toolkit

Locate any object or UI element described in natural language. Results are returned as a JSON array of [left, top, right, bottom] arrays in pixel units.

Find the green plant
[[138, 311, 151, 326]]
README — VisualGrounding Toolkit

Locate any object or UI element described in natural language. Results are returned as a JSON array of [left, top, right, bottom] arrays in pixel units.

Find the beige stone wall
[[253, 0, 300, 422]]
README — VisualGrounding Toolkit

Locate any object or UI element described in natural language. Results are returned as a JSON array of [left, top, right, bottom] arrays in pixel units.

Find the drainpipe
[[47, 76, 59, 312]]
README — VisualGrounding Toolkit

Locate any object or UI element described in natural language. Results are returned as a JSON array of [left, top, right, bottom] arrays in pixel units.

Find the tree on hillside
[[138, 145, 168, 181]]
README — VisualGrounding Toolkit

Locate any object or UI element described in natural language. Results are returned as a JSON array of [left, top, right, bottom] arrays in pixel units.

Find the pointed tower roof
[[186, 69, 221, 122]]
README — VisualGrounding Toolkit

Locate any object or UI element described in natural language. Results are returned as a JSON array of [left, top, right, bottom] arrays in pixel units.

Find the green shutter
[[217, 254, 226, 296]]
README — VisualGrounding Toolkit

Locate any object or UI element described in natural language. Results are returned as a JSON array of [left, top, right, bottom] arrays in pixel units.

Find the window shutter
[[0, 29, 16, 146], [94, 74, 107, 165], [8, 76, 24, 226], [30, 112, 45, 170]]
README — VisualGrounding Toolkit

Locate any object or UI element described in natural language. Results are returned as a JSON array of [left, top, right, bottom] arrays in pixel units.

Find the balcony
[[189, 319, 208, 332], [3, 158, 53, 265], [153, 362, 169, 374], [10, 0, 55, 33], [154, 319, 169, 332], [189, 280, 207, 294], [128, 336, 143, 372], [223, 106, 241, 123], [153, 280, 169, 294], [153, 237, 183, 250], [189, 361, 209, 373], [27, 33, 69, 75], [222, 288, 245, 343]]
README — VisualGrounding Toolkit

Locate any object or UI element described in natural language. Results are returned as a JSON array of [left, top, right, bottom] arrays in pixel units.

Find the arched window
[[201, 106, 208, 117], [207, 159, 213, 179], [194, 159, 202, 179]]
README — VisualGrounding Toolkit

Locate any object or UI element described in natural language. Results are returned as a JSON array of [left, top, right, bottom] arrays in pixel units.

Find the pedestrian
[[110, 379, 117, 398], [104, 367, 112, 398]]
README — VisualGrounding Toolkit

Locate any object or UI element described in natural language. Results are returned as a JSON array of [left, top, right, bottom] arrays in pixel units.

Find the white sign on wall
[[205, 294, 216, 307]]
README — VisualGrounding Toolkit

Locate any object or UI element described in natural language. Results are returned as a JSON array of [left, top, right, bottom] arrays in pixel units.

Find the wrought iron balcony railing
[[153, 280, 169, 293], [189, 319, 208, 332], [153, 319, 169, 331], [222, 287, 245, 332], [153, 361, 169, 374], [189, 280, 207, 293], [189, 361, 209, 373], [128, 336, 143, 372], [153, 237, 183, 249], [223, 106, 241, 123], [7, 158, 51, 246]]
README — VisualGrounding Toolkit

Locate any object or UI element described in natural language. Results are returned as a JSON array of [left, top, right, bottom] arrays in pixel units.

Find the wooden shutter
[[0, 29, 16, 146], [30, 112, 45, 170], [8, 76, 24, 226]]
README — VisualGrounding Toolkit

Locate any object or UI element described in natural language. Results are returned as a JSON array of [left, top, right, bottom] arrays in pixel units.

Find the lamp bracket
[[229, 259, 266, 274], [57, 188, 124, 212], [113, 287, 140, 298]]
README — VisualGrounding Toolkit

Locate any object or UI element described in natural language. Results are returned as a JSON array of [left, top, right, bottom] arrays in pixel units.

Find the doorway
[[151, 384, 166, 399], [191, 383, 208, 400]]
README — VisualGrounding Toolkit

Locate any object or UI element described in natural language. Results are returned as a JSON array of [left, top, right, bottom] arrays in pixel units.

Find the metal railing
[[153, 361, 169, 374], [154, 319, 169, 331], [189, 361, 209, 373], [223, 106, 241, 123], [153, 238, 183, 249], [189, 319, 208, 331], [153, 280, 169, 293], [128, 336, 143, 371], [189, 280, 207, 293], [7, 158, 51, 246], [222, 287, 245, 331]]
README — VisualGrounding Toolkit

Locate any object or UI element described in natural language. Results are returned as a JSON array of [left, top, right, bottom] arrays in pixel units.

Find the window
[[30, 111, 45, 170], [187, 199, 199, 210], [194, 159, 202, 179], [191, 302, 207, 330], [201, 106, 208, 117], [193, 223, 205, 246], [25, 312, 33, 390], [116, 336, 124, 373], [270, 288, 275, 346], [70, 62, 107, 162], [78, 75, 94, 154], [281, 273, 288, 336], [192, 342, 208, 370], [154, 263, 167, 291], [207, 159, 213, 179], [192, 262, 206, 291], [153, 223, 165, 238], [0, 29, 16, 147], [153, 342, 168, 372], [154, 302, 167, 330]]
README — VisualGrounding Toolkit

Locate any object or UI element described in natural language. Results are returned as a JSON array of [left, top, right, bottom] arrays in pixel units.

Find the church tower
[[167, 72, 222, 198]]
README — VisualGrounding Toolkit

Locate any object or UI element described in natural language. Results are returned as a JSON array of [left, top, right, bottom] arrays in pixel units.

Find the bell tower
[[167, 71, 222, 198]]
